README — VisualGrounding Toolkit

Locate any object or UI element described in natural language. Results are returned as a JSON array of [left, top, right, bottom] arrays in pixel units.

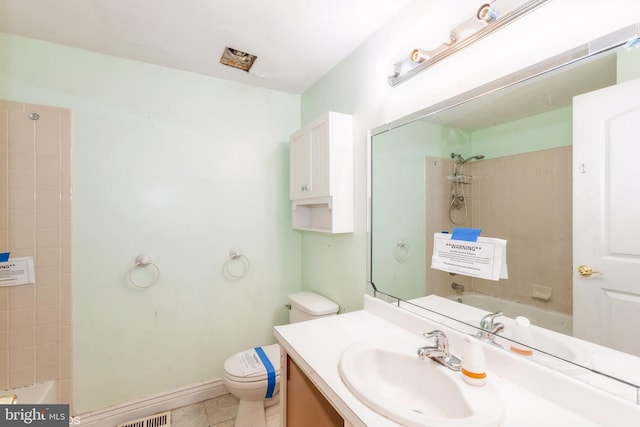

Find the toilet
[[222, 291, 339, 427]]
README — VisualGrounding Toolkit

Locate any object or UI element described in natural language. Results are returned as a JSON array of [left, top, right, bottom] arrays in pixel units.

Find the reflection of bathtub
[[1, 381, 56, 404], [446, 292, 572, 335]]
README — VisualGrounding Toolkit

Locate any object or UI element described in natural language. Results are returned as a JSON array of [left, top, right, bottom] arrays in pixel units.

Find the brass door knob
[[577, 265, 603, 277]]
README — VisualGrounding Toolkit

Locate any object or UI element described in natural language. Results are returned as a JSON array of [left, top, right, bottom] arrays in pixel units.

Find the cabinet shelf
[[292, 197, 351, 233]]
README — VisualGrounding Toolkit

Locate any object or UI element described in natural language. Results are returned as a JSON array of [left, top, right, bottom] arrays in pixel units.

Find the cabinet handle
[[301, 184, 309, 191]]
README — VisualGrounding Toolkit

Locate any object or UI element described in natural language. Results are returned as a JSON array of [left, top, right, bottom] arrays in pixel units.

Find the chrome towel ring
[[129, 254, 160, 288], [395, 240, 410, 261], [225, 248, 250, 278]]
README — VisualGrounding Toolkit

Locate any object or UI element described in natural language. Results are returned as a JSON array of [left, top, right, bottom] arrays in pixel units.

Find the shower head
[[461, 155, 485, 164]]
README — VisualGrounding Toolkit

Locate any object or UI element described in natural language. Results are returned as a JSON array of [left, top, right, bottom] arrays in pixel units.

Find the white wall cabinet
[[289, 111, 353, 233]]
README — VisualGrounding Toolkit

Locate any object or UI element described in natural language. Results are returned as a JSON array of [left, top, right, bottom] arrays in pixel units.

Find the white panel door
[[573, 77, 640, 356]]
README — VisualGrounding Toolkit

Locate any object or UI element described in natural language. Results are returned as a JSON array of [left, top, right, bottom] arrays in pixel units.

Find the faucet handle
[[422, 330, 448, 352], [480, 311, 503, 330], [492, 321, 505, 334], [419, 330, 462, 371], [477, 312, 505, 347]]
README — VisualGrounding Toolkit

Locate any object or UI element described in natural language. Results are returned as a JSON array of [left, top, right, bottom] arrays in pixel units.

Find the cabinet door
[[290, 118, 331, 200], [306, 119, 330, 198], [286, 356, 343, 427], [290, 130, 311, 199]]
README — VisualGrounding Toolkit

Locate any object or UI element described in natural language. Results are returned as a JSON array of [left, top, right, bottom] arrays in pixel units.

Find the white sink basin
[[339, 339, 505, 427]]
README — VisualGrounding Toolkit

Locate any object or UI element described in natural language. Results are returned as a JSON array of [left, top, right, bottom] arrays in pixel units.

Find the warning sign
[[0, 257, 36, 287]]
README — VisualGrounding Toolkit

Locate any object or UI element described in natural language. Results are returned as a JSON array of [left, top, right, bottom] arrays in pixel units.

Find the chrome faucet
[[417, 330, 461, 371], [476, 311, 505, 345], [451, 282, 465, 292]]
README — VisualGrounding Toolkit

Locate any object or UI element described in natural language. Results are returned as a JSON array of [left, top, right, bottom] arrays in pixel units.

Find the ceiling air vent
[[116, 411, 171, 427], [220, 47, 257, 72]]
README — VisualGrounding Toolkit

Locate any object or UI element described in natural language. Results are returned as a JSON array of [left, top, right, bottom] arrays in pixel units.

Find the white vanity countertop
[[273, 295, 640, 427]]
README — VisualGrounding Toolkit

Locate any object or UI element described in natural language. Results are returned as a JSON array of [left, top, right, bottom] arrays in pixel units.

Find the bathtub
[[446, 292, 573, 335], [1, 381, 57, 404]]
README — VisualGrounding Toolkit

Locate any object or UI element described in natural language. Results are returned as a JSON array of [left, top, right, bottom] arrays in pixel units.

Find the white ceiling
[[426, 53, 617, 131], [0, 0, 413, 94]]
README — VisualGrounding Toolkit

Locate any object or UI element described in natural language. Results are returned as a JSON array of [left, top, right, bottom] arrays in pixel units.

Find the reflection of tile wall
[[425, 157, 474, 297], [426, 147, 572, 315], [0, 101, 72, 406]]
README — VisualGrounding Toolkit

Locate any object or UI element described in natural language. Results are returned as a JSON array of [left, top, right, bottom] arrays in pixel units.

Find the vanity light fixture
[[388, 0, 550, 86], [220, 47, 258, 72]]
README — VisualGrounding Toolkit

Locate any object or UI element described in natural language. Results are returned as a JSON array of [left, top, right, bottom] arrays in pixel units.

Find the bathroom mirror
[[368, 23, 640, 402]]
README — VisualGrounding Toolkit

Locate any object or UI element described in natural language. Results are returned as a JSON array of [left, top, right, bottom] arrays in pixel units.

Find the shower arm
[[450, 153, 485, 164]]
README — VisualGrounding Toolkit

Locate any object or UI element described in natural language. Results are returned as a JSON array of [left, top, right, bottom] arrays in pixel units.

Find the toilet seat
[[223, 343, 281, 383]]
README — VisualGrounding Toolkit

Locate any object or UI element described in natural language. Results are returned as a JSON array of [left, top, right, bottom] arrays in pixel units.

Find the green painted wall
[[371, 121, 469, 299], [0, 33, 301, 413], [617, 45, 640, 83], [471, 106, 572, 158]]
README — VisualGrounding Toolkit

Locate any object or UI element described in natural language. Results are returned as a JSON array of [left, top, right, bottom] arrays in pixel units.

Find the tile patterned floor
[[170, 393, 280, 427]]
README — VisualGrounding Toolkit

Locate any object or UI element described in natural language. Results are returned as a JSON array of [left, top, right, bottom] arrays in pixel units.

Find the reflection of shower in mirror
[[448, 152, 485, 225]]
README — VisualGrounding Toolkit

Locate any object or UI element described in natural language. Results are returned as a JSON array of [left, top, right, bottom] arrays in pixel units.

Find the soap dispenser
[[461, 335, 487, 386]]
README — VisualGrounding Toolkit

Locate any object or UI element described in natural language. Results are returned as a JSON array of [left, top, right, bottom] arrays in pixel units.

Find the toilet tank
[[287, 291, 339, 323]]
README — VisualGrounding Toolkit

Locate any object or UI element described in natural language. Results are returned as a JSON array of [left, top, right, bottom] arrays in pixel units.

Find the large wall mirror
[[368, 23, 640, 403]]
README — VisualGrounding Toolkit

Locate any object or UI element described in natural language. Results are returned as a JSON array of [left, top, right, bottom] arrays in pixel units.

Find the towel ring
[[129, 254, 160, 288], [225, 248, 250, 278], [395, 240, 410, 261]]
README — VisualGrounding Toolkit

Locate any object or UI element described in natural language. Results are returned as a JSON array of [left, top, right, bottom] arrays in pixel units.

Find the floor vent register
[[116, 411, 171, 427]]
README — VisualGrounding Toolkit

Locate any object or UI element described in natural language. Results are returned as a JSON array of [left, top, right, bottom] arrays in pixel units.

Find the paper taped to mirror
[[431, 233, 507, 281]]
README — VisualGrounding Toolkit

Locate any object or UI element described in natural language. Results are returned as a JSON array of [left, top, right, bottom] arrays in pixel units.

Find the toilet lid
[[224, 343, 281, 383]]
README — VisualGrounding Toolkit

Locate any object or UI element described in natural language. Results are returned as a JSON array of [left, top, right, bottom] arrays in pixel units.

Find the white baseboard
[[75, 378, 228, 427]]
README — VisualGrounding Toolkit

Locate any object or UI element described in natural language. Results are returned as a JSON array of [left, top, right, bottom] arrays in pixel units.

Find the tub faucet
[[417, 330, 461, 371], [451, 282, 465, 292], [476, 311, 504, 345]]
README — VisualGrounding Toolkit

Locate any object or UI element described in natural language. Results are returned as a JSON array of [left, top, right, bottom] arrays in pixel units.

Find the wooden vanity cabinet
[[281, 353, 345, 427]]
